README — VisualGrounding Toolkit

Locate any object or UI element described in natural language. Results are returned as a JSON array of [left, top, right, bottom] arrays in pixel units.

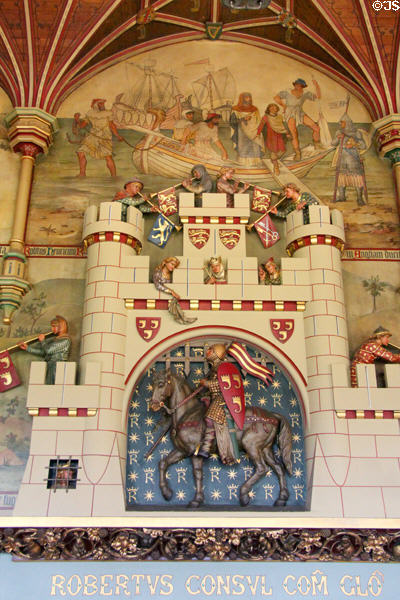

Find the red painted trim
[[344, 410, 396, 419], [131, 299, 301, 311], [187, 216, 242, 224]]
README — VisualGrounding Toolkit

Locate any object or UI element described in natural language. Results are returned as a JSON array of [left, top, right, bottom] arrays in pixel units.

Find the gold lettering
[[246, 575, 260, 595], [201, 575, 216, 596], [100, 575, 113, 596], [340, 575, 356, 596], [147, 575, 160, 595], [297, 576, 311, 596], [185, 575, 200, 595], [261, 576, 272, 596], [115, 574, 130, 596], [283, 575, 297, 595], [83, 575, 98, 596], [232, 575, 245, 595], [311, 570, 328, 596], [160, 575, 174, 596], [51, 575, 66, 596], [131, 575, 144, 595], [67, 575, 83, 596]]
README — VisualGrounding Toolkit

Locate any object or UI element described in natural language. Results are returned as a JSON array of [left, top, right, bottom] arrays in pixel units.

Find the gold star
[[176, 490, 186, 500], [128, 471, 138, 481], [243, 378, 250, 388], [272, 380, 281, 389], [248, 490, 256, 499], [129, 433, 139, 443], [292, 434, 300, 442], [130, 399, 139, 409], [258, 397, 267, 406], [175, 351, 183, 357], [195, 368, 203, 376], [144, 490, 154, 501], [145, 416, 154, 426], [227, 469, 237, 480], [146, 383, 153, 392], [294, 468, 303, 478], [211, 489, 222, 500]]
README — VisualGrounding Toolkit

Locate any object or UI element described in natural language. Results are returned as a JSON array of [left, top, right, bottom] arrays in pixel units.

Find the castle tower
[[286, 205, 352, 514], [13, 202, 144, 516]]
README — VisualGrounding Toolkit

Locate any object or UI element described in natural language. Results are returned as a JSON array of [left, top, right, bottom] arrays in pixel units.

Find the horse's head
[[150, 369, 173, 412]]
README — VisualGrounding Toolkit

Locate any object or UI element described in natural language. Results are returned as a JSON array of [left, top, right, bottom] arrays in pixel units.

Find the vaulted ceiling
[[0, 0, 398, 120]]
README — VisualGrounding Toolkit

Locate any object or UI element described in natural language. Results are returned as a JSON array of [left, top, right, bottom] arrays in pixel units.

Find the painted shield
[[188, 228, 210, 249], [0, 351, 20, 392], [219, 228, 241, 250], [217, 362, 245, 429], [136, 317, 161, 342], [270, 319, 294, 343]]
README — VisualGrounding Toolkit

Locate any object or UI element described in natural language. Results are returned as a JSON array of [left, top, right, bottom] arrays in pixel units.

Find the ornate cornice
[[5, 108, 58, 154], [373, 114, 400, 159], [0, 528, 399, 561]]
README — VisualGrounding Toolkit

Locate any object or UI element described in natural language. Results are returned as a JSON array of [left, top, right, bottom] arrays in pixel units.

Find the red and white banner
[[228, 342, 274, 386], [157, 188, 178, 216], [251, 186, 272, 213], [254, 213, 280, 249], [0, 351, 20, 392]]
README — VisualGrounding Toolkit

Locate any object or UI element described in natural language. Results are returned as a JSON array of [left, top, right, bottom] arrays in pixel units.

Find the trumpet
[[6, 331, 54, 353]]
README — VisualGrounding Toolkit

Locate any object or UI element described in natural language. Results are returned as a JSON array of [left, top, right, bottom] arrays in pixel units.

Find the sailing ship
[[192, 67, 236, 124], [112, 60, 184, 130]]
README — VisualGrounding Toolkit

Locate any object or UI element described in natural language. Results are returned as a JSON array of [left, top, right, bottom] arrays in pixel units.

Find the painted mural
[[25, 41, 398, 250], [0, 89, 19, 246]]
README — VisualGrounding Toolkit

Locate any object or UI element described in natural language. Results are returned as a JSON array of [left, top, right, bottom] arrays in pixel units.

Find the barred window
[[46, 458, 79, 491]]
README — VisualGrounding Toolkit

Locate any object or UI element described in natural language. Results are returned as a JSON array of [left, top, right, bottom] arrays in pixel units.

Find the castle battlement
[[332, 362, 400, 416], [26, 361, 101, 415], [82, 202, 144, 247], [285, 205, 345, 248], [179, 192, 250, 219]]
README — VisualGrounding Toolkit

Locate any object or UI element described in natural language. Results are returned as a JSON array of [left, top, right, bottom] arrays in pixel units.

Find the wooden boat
[[132, 130, 333, 186]]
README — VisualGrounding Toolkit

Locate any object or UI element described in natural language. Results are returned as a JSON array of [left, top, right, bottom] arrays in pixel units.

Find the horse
[[149, 369, 293, 508]]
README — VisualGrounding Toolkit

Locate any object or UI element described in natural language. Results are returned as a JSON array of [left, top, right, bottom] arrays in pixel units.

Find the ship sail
[[192, 67, 236, 112], [113, 61, 183, 129]]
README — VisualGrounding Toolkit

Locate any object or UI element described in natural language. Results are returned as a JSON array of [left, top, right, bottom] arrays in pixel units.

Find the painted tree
[[362, 275, 388, 312]]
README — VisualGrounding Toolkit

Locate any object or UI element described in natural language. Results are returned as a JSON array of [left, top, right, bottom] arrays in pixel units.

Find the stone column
[[373, 114, 400, 217], [0, 109, 58, 323]]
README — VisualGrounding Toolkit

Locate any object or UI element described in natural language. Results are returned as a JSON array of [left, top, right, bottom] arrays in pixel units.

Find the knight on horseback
[[196, 343, 245, 465]]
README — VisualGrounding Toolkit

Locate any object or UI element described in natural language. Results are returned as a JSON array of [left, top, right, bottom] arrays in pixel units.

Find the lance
[[144, 422, 172, 460], [138, 192, 182, 232], [5, 331, 54, 353], [246, 195, 287, 231]]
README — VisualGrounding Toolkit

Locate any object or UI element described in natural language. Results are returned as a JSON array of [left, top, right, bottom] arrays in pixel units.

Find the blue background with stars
[[126, 340, 307, 510]]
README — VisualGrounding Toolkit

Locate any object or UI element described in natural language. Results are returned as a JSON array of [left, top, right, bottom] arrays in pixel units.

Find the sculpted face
[[380, 335, 390, 346], [166, 259, 177, 272], [265, 262, 276, 275], [126, 182, 143, 196], [51, 322, 59, 335], [211, 262, 222, 274]]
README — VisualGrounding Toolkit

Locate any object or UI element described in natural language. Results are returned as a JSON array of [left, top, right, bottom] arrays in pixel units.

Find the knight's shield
[[217, 362, 245, 429], [270, 319, 294, 343], [136, 317, 161, 342]]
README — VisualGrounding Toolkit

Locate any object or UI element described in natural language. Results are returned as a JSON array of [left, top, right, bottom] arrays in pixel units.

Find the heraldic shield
[[136, 317, 161, 342], [270, 319, 294, 343], [217, 362, 245, 429]]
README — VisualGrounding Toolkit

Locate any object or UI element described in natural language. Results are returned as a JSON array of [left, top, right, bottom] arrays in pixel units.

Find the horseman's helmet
[[207, 343, 227, 366]]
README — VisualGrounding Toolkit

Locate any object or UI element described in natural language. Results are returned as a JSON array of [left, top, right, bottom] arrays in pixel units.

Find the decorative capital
[[372, 113, 400, 159], [5, 107, 58, 154], [14, 142, 43, 159], [384, 148, 400, 166]]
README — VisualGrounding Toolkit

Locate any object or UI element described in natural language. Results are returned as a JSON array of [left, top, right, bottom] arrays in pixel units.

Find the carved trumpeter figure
[[350, 326, 400, 387], [19, 315, 71, 385]]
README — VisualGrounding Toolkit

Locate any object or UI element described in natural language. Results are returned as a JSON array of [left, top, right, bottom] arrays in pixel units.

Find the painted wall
[[0, 40, 399, 511]]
